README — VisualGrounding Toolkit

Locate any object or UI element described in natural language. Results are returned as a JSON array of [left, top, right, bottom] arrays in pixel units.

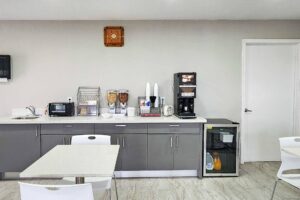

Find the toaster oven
[[48, 102, 75, 117]]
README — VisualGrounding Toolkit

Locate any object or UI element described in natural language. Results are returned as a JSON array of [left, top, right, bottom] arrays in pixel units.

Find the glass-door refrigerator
[[203, 119, 240, 177]]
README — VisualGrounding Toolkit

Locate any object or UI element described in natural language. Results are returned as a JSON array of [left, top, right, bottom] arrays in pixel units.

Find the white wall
[[1, 20, 300, 120]]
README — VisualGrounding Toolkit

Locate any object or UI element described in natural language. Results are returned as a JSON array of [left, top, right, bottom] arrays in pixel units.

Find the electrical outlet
[[67, 97, 73, 102]]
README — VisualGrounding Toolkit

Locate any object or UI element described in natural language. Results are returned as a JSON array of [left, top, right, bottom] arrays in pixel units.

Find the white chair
[[271, 137, 300, 199], [19, 182, 94, 200], [63, 135, 114, 199]]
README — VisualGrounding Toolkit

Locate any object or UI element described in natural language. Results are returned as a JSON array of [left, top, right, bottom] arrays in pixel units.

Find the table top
[[282, 147, 300, 157], [20, 145, 120, 178]]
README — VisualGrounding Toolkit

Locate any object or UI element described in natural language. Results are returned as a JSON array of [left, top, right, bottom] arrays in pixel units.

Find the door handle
[[35, 127, 39, 137], [176, 136, 179, 148], [169, 124, 180, 127], [115, 125, 127, 127], [244, 108, 253, 113]]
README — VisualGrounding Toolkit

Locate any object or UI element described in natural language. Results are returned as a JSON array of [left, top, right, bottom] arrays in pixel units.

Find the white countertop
[[0, 115, 207, 124]]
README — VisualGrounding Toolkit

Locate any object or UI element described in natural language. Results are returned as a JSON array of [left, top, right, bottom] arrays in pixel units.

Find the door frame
[[241, 39, 300, 163]]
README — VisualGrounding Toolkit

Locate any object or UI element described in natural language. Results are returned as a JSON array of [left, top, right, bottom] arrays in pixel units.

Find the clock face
[[104, 27, 124, 47]]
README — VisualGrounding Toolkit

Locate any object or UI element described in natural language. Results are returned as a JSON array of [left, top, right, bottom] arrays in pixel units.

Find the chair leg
[[113, 173, 119, 200], [270, 179, 279, 200]]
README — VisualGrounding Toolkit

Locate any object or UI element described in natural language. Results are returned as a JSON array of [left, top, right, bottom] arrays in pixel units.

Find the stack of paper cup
[[127, 107, 136, 117]]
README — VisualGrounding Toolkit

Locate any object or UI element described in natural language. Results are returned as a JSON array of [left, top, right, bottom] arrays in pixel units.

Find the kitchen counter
[[0, 115, 207, 124]]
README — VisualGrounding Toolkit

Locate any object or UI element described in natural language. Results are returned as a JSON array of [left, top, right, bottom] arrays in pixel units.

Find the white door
[[243, 42, 299, 162]]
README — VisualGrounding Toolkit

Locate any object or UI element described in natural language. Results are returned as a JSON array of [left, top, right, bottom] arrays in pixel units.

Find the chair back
[[278, 137, 300, 178], [19, 182, 94, 200], [71, 135, 111, 145]]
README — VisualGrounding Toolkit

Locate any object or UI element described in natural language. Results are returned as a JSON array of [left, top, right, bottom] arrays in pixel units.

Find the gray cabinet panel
[[41, 124, 94, 135], [0, 125, 40, 172], [148, 123, 200, 134], [174, 134, 201, 170], [148, 134, 174, 170], [95, 123, 147, 134], [109, 134, 122, 170], [122, 134, 147, 170], [41, 134, 72, 155]]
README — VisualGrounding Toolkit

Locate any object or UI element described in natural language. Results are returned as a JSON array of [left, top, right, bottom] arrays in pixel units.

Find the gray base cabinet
[[121, 134, 147, 170], [95, 124, 148, 171], [0, 125, 40, 172], [0, 122, 202, 177], [41, 124, 94, 155], [174, 134, 201, 170], [148, 134, 174, 170], [41, 134, 72, 155], [148, 123, 202, 171]]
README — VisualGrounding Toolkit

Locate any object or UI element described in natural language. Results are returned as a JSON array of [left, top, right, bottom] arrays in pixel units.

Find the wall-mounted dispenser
[[0, 55, 11, 82]]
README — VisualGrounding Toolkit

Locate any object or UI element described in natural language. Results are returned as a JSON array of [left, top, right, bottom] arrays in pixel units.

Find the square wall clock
[[104, 26, 124, 47]]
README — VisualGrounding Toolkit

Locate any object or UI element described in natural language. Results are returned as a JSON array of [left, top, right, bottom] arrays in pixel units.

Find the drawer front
[[41, 124, 94, 135], [95, 124, 147, 134], [148, 123, 201, 134]]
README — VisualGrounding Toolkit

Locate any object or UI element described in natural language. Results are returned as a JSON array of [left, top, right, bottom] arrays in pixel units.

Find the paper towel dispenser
[[0, 55, 11, 80]]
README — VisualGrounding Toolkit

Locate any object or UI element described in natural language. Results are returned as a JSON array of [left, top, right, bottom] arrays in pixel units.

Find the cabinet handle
[[63, 137, 66, 145], [65, 125, 73, 128], [170, 136, 173, 148], [116, 137, 120, 145], [122, 137, 125, 148], [115, 125, 127, 127], [35, 128, 39, 137], [176, 136, 179, 148], [169, 124, 180, 127]]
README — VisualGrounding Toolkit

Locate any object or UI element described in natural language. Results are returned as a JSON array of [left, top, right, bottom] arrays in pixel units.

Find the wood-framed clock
[[104, 26, 124, 47]]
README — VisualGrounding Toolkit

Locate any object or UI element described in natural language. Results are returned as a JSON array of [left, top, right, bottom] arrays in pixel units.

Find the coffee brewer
[[174, 72, 197, 119]]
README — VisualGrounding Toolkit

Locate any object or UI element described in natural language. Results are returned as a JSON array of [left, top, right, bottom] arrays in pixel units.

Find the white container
[[220, 132, 234, 143], [127, 107, 136, 117], [163, 105, 174, 116]]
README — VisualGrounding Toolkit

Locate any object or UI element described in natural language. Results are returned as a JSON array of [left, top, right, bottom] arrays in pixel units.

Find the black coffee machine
[[174, 72, 197, 119]]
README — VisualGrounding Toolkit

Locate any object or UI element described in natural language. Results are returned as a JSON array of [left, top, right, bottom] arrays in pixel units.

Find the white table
[[20, 145, 120, 184], [282, 147, 300, 157]]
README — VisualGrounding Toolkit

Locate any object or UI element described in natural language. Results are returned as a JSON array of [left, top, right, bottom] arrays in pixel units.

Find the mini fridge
[[203, 119, 240, 177]]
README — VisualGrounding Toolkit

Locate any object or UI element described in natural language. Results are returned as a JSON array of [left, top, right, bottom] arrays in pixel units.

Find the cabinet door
[[122, 134, 147, 170], [174, 134, 201, 170], [148, 134, 174, 170], [109, 134, 122, 170], [41, 134, 72, 155], [0, 125, 40, 172]]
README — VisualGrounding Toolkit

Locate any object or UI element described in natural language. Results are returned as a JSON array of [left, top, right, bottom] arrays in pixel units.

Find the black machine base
[[175, 114, 197, 119]]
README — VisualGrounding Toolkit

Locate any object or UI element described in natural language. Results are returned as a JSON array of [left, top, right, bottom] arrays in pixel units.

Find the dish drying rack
[[77, 87, 100, 116]]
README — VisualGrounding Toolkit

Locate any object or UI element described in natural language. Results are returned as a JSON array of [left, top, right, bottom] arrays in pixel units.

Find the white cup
[[127, 107, 136, 117]]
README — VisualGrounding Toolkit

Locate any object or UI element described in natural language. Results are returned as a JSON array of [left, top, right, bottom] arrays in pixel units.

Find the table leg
[[113, 173, 118, 200], [75, 177, 85, 184]]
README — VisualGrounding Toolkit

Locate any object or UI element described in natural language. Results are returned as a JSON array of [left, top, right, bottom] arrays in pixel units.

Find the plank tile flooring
[[0, 162, 299, 200]]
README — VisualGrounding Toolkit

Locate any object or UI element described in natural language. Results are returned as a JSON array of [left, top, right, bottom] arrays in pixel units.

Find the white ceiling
[[0, 0, 300, 20]]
